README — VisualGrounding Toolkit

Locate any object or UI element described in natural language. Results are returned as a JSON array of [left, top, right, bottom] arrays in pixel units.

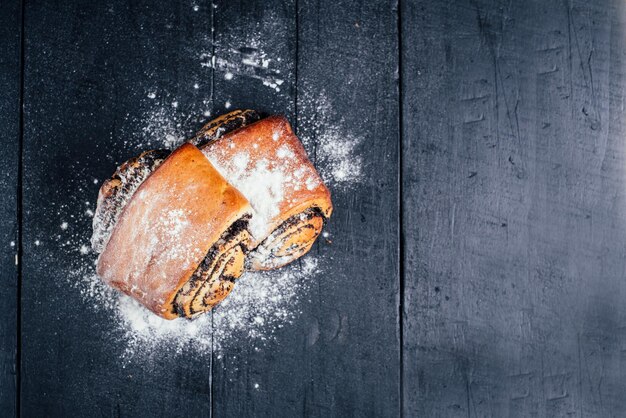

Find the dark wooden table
[[2, 0, 626, 416]]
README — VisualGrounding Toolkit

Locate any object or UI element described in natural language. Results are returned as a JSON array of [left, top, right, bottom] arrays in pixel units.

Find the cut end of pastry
[[170, 217, 251, 318], [247, 207, 329, 271], [199, 113, 334, 271]]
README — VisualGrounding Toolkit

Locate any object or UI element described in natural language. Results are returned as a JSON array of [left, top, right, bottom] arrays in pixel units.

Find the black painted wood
[[296, 1, 400, 416], [15, 0, 626, 416], [210, 1, 401, 416], [403, 0, 626, 416], [210, 1, 301, 417], [0, 1, 20, 416], [21, 1, 217, 416]]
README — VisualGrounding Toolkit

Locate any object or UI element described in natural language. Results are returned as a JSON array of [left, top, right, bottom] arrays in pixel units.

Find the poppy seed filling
[[172, 216, 251, 318]]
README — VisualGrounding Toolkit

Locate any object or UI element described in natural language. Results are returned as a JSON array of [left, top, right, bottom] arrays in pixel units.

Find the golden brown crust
[[200, 115, 333, 270], [91, 149, 170, 253], [96, 143, 252, 319]]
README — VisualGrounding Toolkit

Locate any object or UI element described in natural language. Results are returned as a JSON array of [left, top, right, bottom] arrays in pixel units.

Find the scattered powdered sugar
[[131, 105, 187, 150], [209, 31, 285, 94], [73, 254, 319, 360], [52, 15, 364, 363], [276, 144, 293, 159], [298, 89, 364, 189], [213, 257, 318, 344], [316, 127, 363, 185], [160, 209, 190, 238]]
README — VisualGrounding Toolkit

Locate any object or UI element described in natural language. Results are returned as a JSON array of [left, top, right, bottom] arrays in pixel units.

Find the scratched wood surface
[[5, 0, 626, 416], [402, 0, 626, 416], [21, 1, 218, 416]]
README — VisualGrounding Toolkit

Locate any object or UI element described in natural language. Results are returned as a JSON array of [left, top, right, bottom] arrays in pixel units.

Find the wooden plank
[[296, 0, 400, 416], [402, 0, 626, 416], [210, 1, 300, 416], [21, 1, 216, 415], [211, 0, 401, 416], [0, 0, 20, 415]]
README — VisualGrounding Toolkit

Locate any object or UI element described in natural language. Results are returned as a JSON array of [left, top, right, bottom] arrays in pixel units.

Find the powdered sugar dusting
[[57, 18, 363, 362], [276, 144, 294, 159], [317, 126, 363, 185], [71, 254, 319, 360], [208, 153, 285, 239], [63, 92, 359, 361], [299, 90, 363, 189], [130, 105, 188, 150]]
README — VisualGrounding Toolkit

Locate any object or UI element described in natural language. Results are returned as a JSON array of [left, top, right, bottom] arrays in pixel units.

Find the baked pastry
[[189, 109, 261, 148], [92, 109, 260, 254], [92, 110, 331, 318], [199, 115, 333, 270], [94, 143, 252, 319], [91, 149, 170, 254]]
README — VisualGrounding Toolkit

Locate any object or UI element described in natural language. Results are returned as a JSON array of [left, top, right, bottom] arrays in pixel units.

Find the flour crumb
[[224, 72, 233, 80], [147, 92, 156, 99]]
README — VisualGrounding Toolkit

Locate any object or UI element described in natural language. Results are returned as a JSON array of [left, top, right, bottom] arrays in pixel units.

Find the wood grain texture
[[210, 1, 300, 416], [296, 0, 400, 416], [20, 0, 401, 416], [402, 0, 626, 416], [0, 1, 20, 415], [21, 1, 216, 416], [210, 1, 401, 417]]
